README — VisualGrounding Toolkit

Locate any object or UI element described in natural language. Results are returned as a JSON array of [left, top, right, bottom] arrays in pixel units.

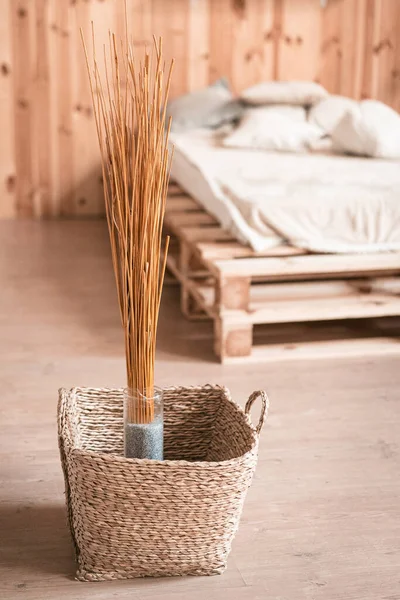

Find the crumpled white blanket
[[170, 128, 400, 254]]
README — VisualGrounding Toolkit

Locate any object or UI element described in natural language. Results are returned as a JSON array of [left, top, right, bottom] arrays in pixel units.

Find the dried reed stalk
[[82, 27, 173, 424]]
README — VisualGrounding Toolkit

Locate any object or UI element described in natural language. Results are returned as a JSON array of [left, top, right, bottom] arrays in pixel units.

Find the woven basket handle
[[57, 388, 68, 439], [245, 390, 269, 435]]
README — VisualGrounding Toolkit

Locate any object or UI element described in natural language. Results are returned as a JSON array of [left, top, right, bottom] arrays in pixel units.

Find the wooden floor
[[1, 221, 399, 600]]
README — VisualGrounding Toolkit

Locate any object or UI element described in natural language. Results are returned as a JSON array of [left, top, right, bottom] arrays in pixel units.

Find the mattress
[[170, 128, 400, 254]]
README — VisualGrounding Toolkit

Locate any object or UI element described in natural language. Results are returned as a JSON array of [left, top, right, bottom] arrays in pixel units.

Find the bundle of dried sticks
[[83, 28, 173, 424]]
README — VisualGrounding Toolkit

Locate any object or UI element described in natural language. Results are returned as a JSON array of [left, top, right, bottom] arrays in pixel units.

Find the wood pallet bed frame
[[165, 182, 400, 363]]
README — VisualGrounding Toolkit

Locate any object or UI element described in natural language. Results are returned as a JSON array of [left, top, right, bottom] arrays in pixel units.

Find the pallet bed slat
[[224, 292, 400, 325], [195, 278, 400, 324], [197, 242, 306, 260], [222, 336, 400, 364], [164, 183, 400, 363], [166, 196, 201, 212], [166, 212, 218, 227], [180, 227, 235, 243], [213, 253, 400, 279]]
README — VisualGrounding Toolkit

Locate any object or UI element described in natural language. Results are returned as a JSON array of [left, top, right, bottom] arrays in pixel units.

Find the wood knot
[[78, 197, 87, 206], [1, 63, 10, 76], [18, 98, 28, 109], [321, 36, 339, 53], [6, 175, 16, 193], [373, 38, 393, 54], [232, 0, 246, 19], [284, 344, 297, 351], [245, 48, 262, 62], [58, 125, 72, 136], [18, 7, 27, 18]]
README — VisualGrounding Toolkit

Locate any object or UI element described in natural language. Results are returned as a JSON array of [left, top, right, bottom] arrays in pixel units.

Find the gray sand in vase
[[125, 416, 163, 460]]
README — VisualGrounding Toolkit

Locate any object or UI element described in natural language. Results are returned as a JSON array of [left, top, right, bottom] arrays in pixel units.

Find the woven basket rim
[[59, 384, 260, 466], [62, 442, 258, 468]]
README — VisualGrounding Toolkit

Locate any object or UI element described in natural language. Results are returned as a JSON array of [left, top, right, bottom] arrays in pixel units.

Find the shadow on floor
[[0, 503, 75, 580]]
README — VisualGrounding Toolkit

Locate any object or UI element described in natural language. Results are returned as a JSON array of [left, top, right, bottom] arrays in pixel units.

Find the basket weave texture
[[58, 385, 268, 581]]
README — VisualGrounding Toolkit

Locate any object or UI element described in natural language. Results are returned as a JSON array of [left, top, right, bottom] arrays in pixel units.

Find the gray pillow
[[167, 79, 244, 132]]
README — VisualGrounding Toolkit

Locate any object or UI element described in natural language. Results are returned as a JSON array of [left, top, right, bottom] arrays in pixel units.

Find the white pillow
[[309, 95, 359, 134], [332, 100, 400, 159], [223, 107, 323, 153], [243, 104, 307, 122], [167, 78, 244, 132], [240, 81, 328, 107]]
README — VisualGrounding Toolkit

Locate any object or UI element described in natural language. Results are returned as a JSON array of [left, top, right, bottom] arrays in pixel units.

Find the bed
[[165, 128, 400, 363], [170, 128, 400, 254]]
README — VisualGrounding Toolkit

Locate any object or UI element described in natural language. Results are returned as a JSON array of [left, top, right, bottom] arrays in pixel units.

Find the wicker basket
[[58, 385, 268, 581]]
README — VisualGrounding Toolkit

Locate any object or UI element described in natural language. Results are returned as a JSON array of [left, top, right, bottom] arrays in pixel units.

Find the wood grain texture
[[12, 0, 35, 217], [2, 0, 400, 218], [1, 219, 400, 597], [209, 0, 233, 84], [0, 0, 16, 217], [230, 0, 275, 91], [53, 0, 74, 216], [278, 0, 321, 81], [187, 0, 210, 92], [34, 0, 53, 217], [71, 0, 104, 217], [375, 0, 400, 111]]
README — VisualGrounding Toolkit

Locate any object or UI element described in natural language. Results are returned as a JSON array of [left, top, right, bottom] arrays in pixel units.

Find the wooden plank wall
[[1, 0, 399, 218]]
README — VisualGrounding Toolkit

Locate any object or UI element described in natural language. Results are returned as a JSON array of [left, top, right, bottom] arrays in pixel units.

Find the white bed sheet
[[170, 128, 400, 254]]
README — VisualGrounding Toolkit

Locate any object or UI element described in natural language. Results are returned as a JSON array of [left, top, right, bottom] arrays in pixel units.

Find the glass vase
[[123, 387, 164, 460]]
